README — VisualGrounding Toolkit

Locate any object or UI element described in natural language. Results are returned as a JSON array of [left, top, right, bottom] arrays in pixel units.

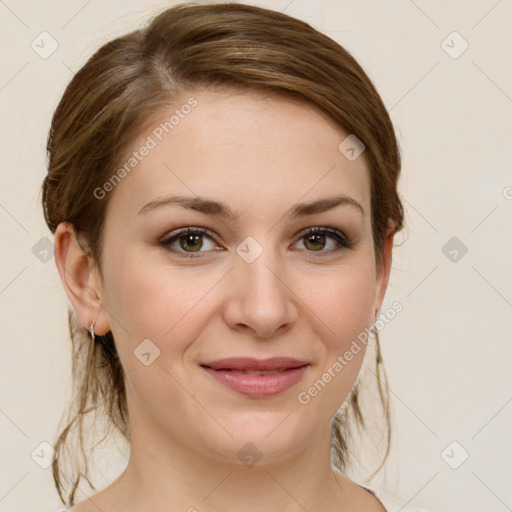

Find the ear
[[53, 222, 111, 336], [371, 226, 395, 323]]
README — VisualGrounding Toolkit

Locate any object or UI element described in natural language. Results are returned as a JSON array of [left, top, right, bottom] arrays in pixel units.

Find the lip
[[200, 357, 310, 398]]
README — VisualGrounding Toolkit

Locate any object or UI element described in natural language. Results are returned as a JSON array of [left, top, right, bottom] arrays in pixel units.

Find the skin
[[54, 88, 393, 512]]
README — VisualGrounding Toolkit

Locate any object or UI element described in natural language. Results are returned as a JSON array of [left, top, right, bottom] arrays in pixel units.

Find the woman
[[42, 3, 411, 511]]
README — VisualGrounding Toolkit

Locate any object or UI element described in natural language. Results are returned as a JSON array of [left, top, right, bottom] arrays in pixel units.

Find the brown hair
[[41, 2, 404, 506]]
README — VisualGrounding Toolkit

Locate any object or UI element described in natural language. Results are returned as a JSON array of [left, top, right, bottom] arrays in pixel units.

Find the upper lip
[[201, 357, 309, 371]]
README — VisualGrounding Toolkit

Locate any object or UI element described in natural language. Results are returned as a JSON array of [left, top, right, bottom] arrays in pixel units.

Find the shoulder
[[332, 470, 386, 511], [354, 485, 387, 511], [366, 488, 433, 512]]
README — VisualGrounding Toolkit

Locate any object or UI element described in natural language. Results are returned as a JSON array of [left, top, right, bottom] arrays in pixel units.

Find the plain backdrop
[[0, 1, 511, 511]]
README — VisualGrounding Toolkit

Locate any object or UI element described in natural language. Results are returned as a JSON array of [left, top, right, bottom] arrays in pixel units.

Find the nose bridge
[[237, 234, 286, 302], [225, 234, 297, 336]]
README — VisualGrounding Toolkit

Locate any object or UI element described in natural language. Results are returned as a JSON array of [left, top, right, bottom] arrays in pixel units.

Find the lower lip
[[202, 365, 309, 398]]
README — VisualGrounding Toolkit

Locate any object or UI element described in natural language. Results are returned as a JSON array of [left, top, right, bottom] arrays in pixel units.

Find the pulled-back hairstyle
[[41, 2, 404, 506]]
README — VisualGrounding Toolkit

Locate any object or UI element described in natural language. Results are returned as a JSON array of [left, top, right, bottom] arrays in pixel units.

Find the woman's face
[[83, 88, 392, 465]]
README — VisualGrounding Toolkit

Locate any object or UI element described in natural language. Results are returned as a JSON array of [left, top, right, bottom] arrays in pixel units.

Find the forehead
[[105, 88, 371, 222]]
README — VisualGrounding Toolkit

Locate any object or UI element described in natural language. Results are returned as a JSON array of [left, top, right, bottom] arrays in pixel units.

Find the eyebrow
[[138, 194, 364, 219]]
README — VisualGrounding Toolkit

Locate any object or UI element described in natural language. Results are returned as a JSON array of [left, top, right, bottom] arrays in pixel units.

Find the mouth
[[200, 357, 310, 397], [204, 368, 289, 375], [201, 356, 309, 372]]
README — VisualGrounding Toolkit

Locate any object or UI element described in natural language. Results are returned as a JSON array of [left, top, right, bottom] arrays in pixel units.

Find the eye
[[158, 226, 354, 259], [292, 227, 354, 255], [158, 227, 221, 258]]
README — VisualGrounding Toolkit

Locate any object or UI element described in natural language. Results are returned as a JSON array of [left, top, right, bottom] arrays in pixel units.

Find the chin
[[195, 414, 314, 466]]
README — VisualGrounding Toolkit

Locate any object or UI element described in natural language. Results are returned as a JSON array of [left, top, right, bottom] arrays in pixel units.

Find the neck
[[94, 415, 354, 512]]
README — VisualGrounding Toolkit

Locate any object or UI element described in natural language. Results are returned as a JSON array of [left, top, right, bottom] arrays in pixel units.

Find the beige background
[[0, 0, 511, 511]]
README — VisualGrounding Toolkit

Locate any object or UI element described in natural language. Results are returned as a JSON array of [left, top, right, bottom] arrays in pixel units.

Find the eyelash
[[158, 226, 354, 259]]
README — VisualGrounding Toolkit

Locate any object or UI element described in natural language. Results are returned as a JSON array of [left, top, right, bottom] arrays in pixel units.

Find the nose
[[222, 245, 298, 338]]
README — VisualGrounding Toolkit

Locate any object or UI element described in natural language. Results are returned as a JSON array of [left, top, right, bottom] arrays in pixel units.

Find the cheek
[[306, 263, 376, 344], [296, 264, 375, 412], [101, 249, 217, 359]]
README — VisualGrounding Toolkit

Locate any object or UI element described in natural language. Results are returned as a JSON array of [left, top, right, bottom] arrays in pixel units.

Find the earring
[[89, 320, 95, 341]]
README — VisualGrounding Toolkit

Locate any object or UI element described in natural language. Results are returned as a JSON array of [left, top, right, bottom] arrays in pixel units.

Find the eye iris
[[304, 233, 326, 251], [179, 233, 203, 252]]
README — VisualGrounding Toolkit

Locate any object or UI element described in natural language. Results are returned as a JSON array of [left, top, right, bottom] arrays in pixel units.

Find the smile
[[200, 359, 310, 398]]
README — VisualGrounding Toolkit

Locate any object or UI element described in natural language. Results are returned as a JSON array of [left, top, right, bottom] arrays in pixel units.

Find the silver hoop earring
[[89, 320, 95, 341]]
